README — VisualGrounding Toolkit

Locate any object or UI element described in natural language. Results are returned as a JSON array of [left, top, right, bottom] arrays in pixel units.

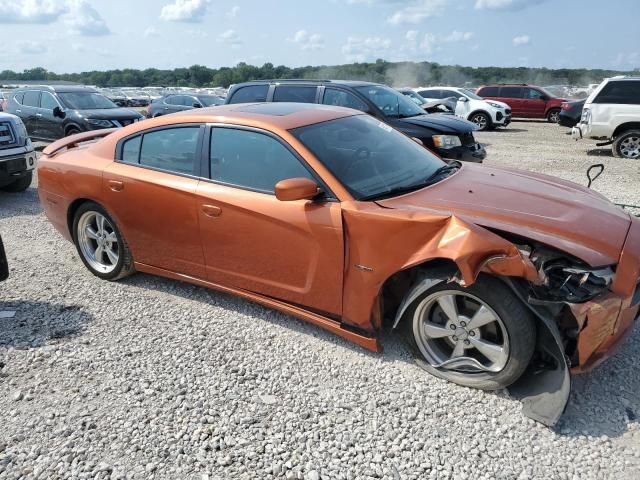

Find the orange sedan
[[38, 103, 640, 425]]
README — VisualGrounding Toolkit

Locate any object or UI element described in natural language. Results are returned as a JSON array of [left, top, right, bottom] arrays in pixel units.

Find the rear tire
[[72, 202, 134, 281], [613, 129, 640, 159], [401, 274, 536, 390], [1, 172, 32, 192], [546, 109, 561, 123]]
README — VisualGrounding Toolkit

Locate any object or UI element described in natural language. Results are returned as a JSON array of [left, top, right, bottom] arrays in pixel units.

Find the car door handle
[[201, 204, 222, 217], [35, 113, 42, 117], [15, 109, 21, 113], [108, 180, 124, 192]]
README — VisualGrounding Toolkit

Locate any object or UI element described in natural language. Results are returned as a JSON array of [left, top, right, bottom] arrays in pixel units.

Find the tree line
[[1, 61, 635, 88]]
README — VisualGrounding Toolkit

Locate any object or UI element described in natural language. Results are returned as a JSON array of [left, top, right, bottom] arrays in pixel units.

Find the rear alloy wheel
[[546, 109, 561, 123], [403, 275, 536, 390], [613, 130, 640, 159], [72, 202, 134, 281], [470, 112, 491, 131]]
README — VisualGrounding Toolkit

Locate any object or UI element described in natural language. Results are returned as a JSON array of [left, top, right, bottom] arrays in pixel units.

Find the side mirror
[[275, 177, 320, 202], [193, 103, 202, 108], [53, 106, 66, 118]]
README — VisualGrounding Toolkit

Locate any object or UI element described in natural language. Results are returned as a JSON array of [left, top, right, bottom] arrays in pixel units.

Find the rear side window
[[479, 86, 499, 96], [139, 127, 200, 175], [440, 90, 460, 99], [322, 88, 368, 112], [418, 90, 440, 98], [22, 91, 40, 107], [273, 86, 317, 103], [209, 127, 314, 193], [121, 135, 141, 164], [499, 87, 523, 98], [227, 85, 269, 104], [594, 81, 640, 105]]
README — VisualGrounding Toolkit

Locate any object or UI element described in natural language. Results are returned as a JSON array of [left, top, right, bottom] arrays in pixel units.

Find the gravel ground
[[0, 121, 639, 479]]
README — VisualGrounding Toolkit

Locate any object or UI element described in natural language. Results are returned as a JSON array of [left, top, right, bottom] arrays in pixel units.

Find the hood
[[399, 113, 476, 134], [376, 164, 630, 266], [75, 108, 142, 120]]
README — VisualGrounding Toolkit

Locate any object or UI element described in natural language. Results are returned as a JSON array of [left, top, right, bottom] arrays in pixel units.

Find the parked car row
[[146, 93, 225, 117]]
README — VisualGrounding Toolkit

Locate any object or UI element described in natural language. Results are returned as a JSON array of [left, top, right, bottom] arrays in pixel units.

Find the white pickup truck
[[572, 77, 640, 159]]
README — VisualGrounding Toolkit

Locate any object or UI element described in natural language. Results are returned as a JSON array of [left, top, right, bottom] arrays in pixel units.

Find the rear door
[[195, 125, 344, 315], [102, 124, 206, 278], [18, 90, 40, 136], [36, 91, 65, 140], [523, 88, 546, 118], [498, 87, 524, 116]]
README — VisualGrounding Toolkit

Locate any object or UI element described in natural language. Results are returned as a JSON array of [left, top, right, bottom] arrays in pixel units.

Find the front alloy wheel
[[470, 112, 490, 131], [403, 275, 536, 390]]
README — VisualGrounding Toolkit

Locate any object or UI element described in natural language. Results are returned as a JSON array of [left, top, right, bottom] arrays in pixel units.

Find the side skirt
[[134, 262, 382, 353]]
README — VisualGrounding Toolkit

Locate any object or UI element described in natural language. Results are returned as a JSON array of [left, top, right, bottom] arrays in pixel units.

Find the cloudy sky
[[1, 0, 638, 73]]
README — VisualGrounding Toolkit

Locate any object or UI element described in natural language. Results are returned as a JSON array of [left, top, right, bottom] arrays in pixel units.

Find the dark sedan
[[558, 99, 585, 128], [147, 94, 225, 118]]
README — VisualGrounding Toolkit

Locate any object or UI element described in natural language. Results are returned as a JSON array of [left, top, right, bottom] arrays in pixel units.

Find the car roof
[[234, 79, 379, 88], [15, 85, 97, 93]]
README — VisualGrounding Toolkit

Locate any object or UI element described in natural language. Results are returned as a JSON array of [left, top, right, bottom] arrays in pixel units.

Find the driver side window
[[209, 128, 314, 194], [527, 89, 544, 100], [40, 92, 59, 110], [322, 89, 368, 112]]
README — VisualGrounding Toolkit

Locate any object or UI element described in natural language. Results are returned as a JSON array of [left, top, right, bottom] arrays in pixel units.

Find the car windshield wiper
[[360, 162, 462, 201]]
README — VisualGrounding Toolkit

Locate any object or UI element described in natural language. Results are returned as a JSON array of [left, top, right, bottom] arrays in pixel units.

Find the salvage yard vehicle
[[7, 86, 144, 141], [477, 84, 566, 122], [0, 112, 36, 192], [558, 99, 585, 128], [415, 87, 512, 131], [572, 77, 640, 159], [226, 80, 486, 163], [147, 93, 225, 117], [37, 103, 640, 426]]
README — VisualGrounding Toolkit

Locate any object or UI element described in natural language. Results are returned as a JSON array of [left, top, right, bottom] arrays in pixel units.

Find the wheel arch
[[544, 106, 561, 116], [612, 122, 640, 138], [64, 123, 83, 136]]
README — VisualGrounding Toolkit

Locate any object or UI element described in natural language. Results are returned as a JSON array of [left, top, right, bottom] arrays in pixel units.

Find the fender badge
[[355, 264, 374, 272]]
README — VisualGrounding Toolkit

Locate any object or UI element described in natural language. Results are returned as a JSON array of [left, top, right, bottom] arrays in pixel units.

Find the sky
[[1, 0, 639, 73]]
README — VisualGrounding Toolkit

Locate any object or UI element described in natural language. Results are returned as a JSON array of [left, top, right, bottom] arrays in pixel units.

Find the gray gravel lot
[[0, 120, 639, 479]]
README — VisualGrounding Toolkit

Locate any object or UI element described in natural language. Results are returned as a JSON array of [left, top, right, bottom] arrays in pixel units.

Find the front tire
[[402, 274, 536, 390], [469, 112, 491, 131], [613, 130, 640, 159], [1, 172, 32, 192], [546, 109, 561, 123], [66, 127, 81, 137], [72, 202, 134, 281]]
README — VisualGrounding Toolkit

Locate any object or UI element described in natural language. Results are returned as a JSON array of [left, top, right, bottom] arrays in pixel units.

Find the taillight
[[561, 102, 570, 110]]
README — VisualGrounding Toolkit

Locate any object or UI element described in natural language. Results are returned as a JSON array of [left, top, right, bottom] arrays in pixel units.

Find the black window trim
[[115, 123, 206, 179], [202, 123, 337, 201]]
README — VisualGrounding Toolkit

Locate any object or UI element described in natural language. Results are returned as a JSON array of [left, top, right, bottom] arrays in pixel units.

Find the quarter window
[[22, 91, 40, 107], [322, 88, 368, 112], [121, 135, 141, 164], [209, 128, 314, 193], [139, 127, 200, 175], [227, 85, 269, 104], [40, 92, 59, 110], [273, 86, 317, 103], [594, 81, 640, 105]]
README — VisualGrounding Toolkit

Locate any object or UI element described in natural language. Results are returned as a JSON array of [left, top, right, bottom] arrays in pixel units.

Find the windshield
[[355, 85, 425, 118], [291, 115, 446, 200], [460, 88, 483, 100], [198, 95, 224, 106], [59, 92, 117, 110]]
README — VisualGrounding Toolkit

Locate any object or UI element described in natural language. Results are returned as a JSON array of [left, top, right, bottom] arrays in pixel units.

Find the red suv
[[476, 84, 566, 122]]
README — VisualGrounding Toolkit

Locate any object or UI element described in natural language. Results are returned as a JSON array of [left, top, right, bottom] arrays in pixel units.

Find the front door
[[102, 125, 206, 278], [36, 91, 65, 140], [195, 125, 344, 316], [524, 88, 547, 118]]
